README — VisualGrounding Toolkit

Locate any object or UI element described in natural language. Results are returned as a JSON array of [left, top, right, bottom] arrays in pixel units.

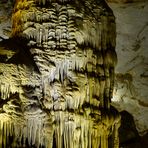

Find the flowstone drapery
[[0, 0, 120, 147]]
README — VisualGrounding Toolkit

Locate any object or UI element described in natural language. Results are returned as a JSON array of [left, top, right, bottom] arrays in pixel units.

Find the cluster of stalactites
[[11, 0, 117, 110], [37, 48, 117, 111], [0, 0, 122, 148], [0, 110, 120, 148], [12, 0, 116, 51], [0, 113, 51, 148]]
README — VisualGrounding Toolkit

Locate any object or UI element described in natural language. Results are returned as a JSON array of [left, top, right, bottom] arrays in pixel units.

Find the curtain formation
[[0, 0, 120, 147]]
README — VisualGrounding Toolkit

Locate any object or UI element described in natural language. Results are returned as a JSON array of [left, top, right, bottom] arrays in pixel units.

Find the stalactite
[[0, 0, 121, 147]]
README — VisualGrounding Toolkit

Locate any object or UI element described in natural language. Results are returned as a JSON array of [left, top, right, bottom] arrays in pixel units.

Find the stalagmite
[[0, 0, 121, 147]]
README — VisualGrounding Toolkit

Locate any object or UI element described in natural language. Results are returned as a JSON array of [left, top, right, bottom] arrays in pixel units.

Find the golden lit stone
[[0, 0, 120, 147]]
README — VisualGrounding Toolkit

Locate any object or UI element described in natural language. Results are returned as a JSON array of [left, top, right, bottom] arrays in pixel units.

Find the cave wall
[[107, 0, 146, 3], [108, 1, 148, 136], [0, 0, 148, 144]]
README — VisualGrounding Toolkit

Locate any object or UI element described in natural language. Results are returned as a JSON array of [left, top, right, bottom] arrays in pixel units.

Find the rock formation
[[0, 0, 120, 147]]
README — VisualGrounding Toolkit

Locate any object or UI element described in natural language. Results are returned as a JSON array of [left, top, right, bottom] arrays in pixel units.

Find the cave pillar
[[0, 0, 120, 147]]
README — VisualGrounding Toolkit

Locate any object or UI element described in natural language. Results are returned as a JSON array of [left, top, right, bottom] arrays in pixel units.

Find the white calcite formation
[[0, 0, 120, 147]]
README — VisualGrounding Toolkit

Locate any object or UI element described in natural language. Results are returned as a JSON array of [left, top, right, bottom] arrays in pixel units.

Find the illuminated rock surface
[[0, 0, 120, 148], [108, 1, 148, 136], [0, 0, 148, 147]]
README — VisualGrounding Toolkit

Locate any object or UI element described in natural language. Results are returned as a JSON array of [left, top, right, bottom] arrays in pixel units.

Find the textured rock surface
[[0, 0, 120, 148], [108, 1, 148, 136], [0, 0, 147, 146], [0, 1, 12, 40], [106, 0, 146, 3]]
